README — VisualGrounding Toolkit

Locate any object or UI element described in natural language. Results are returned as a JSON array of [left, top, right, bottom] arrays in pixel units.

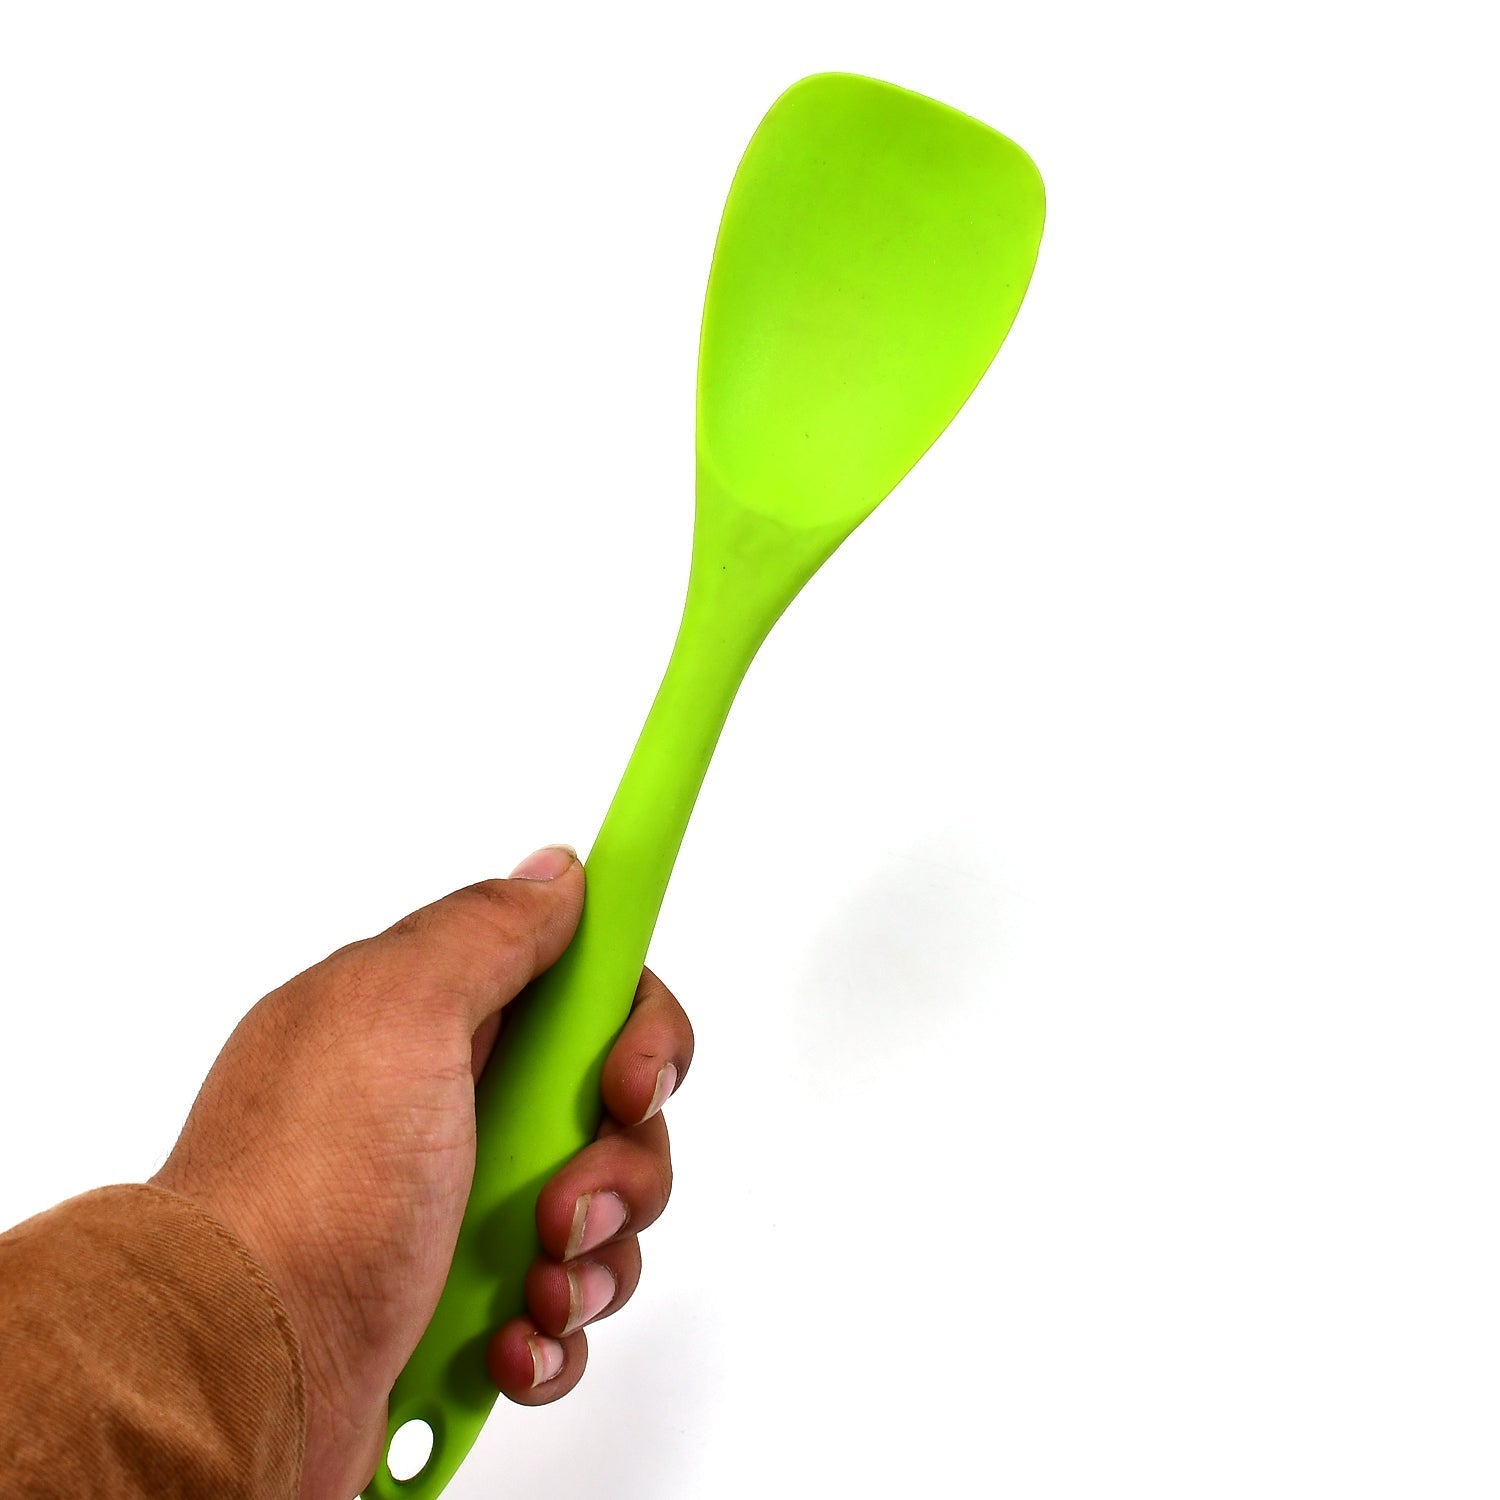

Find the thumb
[[369, 845, 585, 1037]]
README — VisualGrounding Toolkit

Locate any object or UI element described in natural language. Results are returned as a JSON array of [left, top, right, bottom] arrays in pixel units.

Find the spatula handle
[[365, 589, 754, 1499]]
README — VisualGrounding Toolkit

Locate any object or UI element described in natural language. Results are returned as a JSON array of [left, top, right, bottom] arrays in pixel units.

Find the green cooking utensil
[[366, 71, 1044, 1497]]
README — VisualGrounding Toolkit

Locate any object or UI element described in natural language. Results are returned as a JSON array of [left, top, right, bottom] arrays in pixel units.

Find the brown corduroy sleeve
[[0, 1183, 306, 1499]]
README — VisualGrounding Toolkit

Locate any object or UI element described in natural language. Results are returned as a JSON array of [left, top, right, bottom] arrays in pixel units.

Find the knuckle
[[460, 876, 525, 911], [455, 880, 544, 962], [392, 879, 544, 980], [320, 944, 397, 1013]]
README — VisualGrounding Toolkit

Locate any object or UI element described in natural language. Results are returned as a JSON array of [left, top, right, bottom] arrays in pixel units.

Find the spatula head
[[697, 73, 1044, 533]]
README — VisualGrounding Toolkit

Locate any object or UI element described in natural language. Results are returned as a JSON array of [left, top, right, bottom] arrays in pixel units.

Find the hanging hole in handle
[[387, 1418, 435, 1483]]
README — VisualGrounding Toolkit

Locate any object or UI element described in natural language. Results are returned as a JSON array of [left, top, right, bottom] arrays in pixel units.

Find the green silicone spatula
[[366, 71, 1044, 1497]]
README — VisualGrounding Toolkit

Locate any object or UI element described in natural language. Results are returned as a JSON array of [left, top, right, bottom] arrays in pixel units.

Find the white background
[[2, 4, 1496, 1497]]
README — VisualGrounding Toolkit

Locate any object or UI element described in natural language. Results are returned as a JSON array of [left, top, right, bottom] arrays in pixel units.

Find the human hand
[[152, 846, 692, 1499]]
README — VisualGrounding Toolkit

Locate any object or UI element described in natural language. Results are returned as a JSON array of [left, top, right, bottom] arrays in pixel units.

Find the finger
[[600, 968, 694, 1126], [523, 1236, 643, 1337], [534, 1113, 672, 1260], [366, 846, 585, 1037], [487, 1318, 588, 1407]]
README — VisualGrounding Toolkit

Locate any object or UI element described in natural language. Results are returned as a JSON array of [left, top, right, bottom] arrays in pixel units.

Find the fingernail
[[642, 1061, 678, 1121], [528, 1334, 566, 1387], [565, 1191, 629, 1260], [509, 844, 578, 881], [564, 1261, 617, 1334]]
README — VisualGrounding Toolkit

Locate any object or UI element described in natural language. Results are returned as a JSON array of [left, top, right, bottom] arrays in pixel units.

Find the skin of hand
[[151, 845, 692, 1500]]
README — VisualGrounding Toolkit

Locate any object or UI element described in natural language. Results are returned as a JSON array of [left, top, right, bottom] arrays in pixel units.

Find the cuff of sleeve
[[0, 1182, 307, 1499]]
